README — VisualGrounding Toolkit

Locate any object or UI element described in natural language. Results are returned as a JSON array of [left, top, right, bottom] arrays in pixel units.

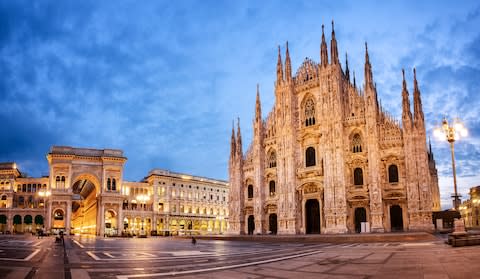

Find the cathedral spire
[[230, 120, 236, 158], [276, 45, 284, 85], [330, 20, 339, 65], [364, 42, 373, 88], [345, 52, 350, 81], [255, 84, 262, 123], [401, 69, 413, 131], [353, 70, 356, 89], [320, 24, 329, 67], [236, 117, 242, 157], [413, 68, 425, 128], [285, 41, 292, 81]]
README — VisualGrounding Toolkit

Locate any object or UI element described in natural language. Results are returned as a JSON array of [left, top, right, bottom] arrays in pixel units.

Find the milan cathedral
[[228, 23, 441, 234]]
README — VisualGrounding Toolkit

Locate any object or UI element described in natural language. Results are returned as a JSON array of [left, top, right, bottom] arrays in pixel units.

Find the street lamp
[[38, 189, 51, 231], [434, 117, 468, 210]]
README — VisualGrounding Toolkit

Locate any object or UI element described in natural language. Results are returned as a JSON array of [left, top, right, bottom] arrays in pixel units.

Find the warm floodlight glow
[[38, 190, 51, 197], [433, 117, 468, 210]]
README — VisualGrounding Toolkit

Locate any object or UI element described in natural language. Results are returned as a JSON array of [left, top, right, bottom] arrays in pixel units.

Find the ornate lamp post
[[434, 117, 468, 210], [38, 189, 51, 231]]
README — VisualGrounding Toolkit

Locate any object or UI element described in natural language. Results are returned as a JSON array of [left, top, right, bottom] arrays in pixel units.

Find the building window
[[388, 165, 399, 183], [268, 150, 277, 168], [354, 168, 364, 186], [352, 134, 362, 153], [112, 179, 117, 191], [247, 185, 253, 199], [305, 147, 316, 167], [269, 181, 276, 196], [107, 178, 111, 191], [304, 97, 316, 127]]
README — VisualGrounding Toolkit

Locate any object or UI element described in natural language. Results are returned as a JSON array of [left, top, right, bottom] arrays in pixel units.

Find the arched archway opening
[[104, 210, 117, 236], [0, 215, 7, 233], [24, 215, 33, 233], [13, 214, 22, 233], [247, 215, 255, 235], [70, 178, 99, 235], [305, 199, 320, 234], [354, 207, 367, 233], [269, 214, 277, 234], [390, 205, 403, 232]]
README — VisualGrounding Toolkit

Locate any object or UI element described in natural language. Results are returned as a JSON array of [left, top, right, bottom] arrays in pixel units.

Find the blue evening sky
[[1, 1, 479, 209]]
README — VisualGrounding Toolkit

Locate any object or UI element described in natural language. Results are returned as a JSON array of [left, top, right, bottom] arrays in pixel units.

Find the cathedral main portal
[[305, 199, 320, 234]]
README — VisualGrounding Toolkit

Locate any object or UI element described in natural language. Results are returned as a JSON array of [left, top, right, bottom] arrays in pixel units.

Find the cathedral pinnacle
[[413, 68, 425, 128], [401, 69, 413, 131], [330, 20, 339, 64], [285, 41, 292, 81], [276, 45, 284, 84], [255, 84, 262, 122], [230, 120, 236, 158], [321, 24, 329, 67], [345, 53, 350, 81], [236, 117, 242, 157], [364, 42, 373, 88], [353, 70, 356, 89]]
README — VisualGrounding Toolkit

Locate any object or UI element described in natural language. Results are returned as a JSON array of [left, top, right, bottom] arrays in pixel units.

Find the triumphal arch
[[47, 146, 126, 236]]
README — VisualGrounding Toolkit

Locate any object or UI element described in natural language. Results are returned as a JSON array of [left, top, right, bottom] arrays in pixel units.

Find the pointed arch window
[[268, 150, 277, 168], [388, 165, 399, 183], [247, 185, 254, 199], [304, 98, 316, 127], [352, 134, 362, 153], [305, 147, 316, 167], [269, 181, 276, 196], [354, 168, 364, 186]]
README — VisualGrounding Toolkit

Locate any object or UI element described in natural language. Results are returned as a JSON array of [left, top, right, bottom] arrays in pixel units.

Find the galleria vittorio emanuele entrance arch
[[47, 146, 126, 236], [70, 176, 100, 235]]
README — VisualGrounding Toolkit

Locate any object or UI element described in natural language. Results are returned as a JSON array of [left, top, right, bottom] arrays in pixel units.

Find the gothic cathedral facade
[[228, 23, 441, 235]]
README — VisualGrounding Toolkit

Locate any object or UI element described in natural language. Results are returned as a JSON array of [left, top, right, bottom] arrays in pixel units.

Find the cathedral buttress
[[253, 85, 266, 233], [363, 43, 384, 232]]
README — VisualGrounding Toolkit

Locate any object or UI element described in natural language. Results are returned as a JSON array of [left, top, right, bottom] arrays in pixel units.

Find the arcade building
[[0, 146, 229, 236]]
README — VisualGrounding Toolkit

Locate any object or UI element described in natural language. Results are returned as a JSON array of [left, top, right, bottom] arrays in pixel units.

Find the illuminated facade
[[459, 186, 480, 228], [228, 23, 440, 235], [0, 146, 228, 236]]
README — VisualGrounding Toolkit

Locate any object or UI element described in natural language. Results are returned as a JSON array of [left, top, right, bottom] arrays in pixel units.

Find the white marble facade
[[228, 23, 441, 235]]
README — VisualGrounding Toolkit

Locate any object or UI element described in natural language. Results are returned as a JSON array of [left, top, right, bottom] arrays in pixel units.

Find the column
[[66, 200, 72, 235], [117, 205, 123, 236], [47, 200, 52, 232]]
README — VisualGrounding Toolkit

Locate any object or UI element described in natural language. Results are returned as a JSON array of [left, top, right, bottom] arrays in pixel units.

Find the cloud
[[0, 0, 479, 202]]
